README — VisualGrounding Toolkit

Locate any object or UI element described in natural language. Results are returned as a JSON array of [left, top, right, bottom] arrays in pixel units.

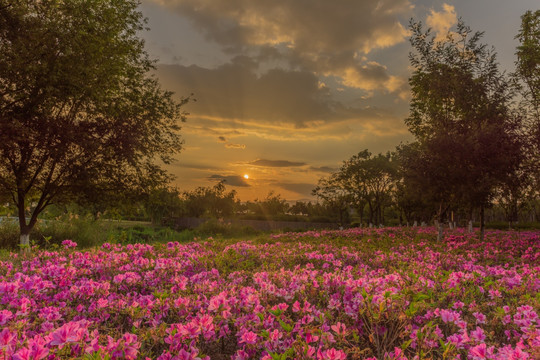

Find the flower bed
[[0, 228, 538, 359]]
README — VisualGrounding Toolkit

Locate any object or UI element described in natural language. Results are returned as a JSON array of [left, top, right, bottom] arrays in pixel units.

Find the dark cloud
[[309, 166, 337, 174], [276, 182, 317, 197], [171, 161, 221, 171], [149, 0, 412, 91], [208, 174, 250, 187], [150, 0, 411, 54], [156, 62, 337, 126], [218, 136, 227, 142], [249, 159, 306, 167]]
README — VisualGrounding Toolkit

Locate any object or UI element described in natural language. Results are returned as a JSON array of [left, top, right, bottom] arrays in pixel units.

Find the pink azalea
[[470, 343, 487, 359], [239, 331, 257, 345], [471, 327, 486, 342], [0, 310, 13, 325], [318, 348, 347, 360], [49, 322, 82, 346], [331, 322, 347, 336]]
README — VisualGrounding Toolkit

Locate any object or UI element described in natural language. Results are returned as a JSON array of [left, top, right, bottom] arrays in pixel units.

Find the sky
[[138, 0, 538, 201]]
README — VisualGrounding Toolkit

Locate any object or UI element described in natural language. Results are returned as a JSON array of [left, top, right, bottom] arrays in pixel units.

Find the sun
[[243, 174, 249, 179]]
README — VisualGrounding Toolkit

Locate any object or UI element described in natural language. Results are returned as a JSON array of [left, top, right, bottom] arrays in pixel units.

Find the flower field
[[0, 228, 539, 360]]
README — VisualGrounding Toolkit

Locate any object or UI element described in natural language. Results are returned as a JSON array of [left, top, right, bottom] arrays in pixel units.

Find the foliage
[[181, 181, 238, 218], [245, 192, 290, 218], [312, 173, 351, 226], [144, 187, 183, 225], [515, 10, 540, 135], [0, 0, 189, 246], [405, 19, 523, 239], [338, 150, 398, 225]]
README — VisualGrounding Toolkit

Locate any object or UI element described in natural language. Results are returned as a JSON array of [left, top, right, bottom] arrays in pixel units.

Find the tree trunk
[[437, 222, 444, 241], [480, 205, 485, 241], [437, 203, 444, 241], [20, 233, 30, 247], [468, 207, 474, 233]]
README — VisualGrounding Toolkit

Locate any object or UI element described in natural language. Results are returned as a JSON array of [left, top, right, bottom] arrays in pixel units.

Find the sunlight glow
[[244, 174, 249, 179]]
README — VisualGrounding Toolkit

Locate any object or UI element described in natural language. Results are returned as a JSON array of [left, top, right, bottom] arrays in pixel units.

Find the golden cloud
[[426, 3, 457, 42]]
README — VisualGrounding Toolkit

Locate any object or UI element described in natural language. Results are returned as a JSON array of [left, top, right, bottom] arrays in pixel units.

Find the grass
[[0, 215, 264, 250]]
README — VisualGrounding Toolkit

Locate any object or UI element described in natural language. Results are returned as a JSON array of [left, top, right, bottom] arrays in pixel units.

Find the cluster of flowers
[[0, 227, 538, 359]]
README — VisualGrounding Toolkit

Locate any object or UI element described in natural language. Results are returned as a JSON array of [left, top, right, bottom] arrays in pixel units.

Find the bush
[[0, 218, 19, 249]]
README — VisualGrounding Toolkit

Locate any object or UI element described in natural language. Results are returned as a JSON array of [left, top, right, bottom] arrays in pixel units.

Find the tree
[[515, 10, 540, 208], [145, 187, 183, 225], [0, 0, 189, 247], [516, 10, 540, 138], [406, 19, 523, 240], [337, 150, 397, 226], [247, 191, 289, 218], [181, 181, 238, 219], [312, 174, 351, 226]]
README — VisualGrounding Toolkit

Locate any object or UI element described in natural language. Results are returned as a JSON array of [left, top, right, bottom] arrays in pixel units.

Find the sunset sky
[[139, 0, 538, 201]]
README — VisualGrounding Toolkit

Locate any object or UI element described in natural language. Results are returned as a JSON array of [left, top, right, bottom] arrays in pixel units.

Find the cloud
[[156, 62, 337, 126], [148, 0, 413, 93], [249, 159, 307, 167], [156, 60, 409, 132], [218, 136, 227, 142], [426, 3, 457, 41], [309, 166, 337, 174], [150, 0, 412, 54], [275, 182, 316, 197], [225, 143, 246, 149], [208, 174, 250, 187]]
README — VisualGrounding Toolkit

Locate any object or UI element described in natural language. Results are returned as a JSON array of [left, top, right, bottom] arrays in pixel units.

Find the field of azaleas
[[0, 227, 538, 360]]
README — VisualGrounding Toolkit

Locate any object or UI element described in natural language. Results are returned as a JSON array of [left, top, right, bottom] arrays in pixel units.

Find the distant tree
[[312, 174, 351, 226], [407, 19, 523, 240], [145, 187, 183, 225], [0, 0, 189, 247], [248, 191, 289, 218], [337, 150, 397, 226], [289, 201, 309, 216], [182, 181, 237, 218]]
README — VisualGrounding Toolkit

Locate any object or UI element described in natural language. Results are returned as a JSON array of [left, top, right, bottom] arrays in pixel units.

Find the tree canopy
[[0, 0, 189, 247], [404, 19, 523, 240]]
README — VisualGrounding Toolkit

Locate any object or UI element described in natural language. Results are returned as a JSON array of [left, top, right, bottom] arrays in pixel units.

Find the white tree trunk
[[468, 220, 473, 233], [20, 233, 30, 247], [437, 223, 444, 241]]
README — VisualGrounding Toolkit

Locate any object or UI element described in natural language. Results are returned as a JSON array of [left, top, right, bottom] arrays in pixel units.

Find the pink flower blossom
[[239, 331, 257, 345]]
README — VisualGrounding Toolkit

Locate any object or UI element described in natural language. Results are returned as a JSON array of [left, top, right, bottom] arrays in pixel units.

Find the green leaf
[[269, 309, 283, 317], [277, 318, 293, 333]]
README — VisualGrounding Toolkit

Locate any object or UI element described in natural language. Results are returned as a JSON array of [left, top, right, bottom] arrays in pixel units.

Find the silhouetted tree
[[182, 182, 237, 218], [337, 150, 397, 225], [407, 19, 523, 240], [312, 174, 351, 226], [145, 187, 183, 225], [0, 0, 189, 247]]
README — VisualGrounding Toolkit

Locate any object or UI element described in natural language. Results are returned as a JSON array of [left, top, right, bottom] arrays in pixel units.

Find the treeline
[[314, 13, 540, 240], [127, 183, 340, 225]]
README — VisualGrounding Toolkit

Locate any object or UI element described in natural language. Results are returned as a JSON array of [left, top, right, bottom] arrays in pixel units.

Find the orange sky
[[140, 0, 537, 201]]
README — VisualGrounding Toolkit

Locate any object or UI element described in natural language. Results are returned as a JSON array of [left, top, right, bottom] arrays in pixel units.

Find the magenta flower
[[239, 331, 257, 345], [318, 348, 347, 360], [470, 343, 487, 359], [331, 322, 347, 336], [49, 322, 82, 346]]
